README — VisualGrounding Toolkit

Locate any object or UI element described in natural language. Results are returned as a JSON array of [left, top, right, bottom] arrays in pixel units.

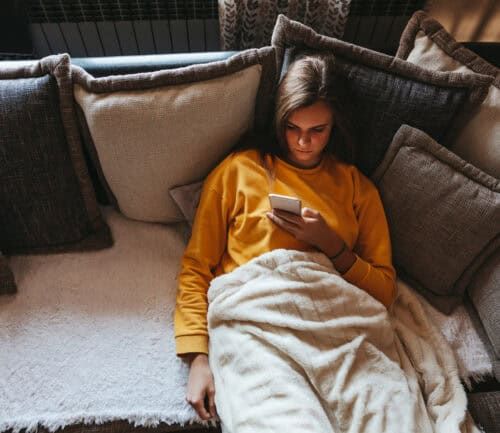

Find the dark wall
[[0, 0, 33, 58]]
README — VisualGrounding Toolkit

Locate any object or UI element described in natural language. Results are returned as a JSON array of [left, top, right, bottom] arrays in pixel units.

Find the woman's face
[[284, 99, 334, 169]]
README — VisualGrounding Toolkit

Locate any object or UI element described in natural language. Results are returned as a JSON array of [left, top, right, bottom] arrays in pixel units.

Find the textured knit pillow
[[271, 15, 493, 177], [0, 252, 16, 295], [396, 10, 500, 179], [0, 54, 112, 255], [371, 125, 500, 314], [73, 48, 276, 224]]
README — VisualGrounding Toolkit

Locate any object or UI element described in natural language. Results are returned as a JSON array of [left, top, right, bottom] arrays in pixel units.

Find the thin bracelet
[[328, 242, 347, 261]]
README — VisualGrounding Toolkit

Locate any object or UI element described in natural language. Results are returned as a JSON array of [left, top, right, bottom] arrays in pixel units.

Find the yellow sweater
[[174, 149, 396, 355]]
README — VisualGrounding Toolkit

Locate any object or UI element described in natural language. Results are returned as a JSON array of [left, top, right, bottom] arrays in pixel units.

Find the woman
[[174, 53, 397, 421]]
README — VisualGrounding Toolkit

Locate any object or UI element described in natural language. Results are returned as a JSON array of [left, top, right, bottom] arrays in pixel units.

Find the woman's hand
[[266, 207, 344, 257], [185, 353, 217, 421]]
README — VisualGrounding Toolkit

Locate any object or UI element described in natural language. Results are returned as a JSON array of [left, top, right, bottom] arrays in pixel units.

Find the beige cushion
[[73, 49, 276, 223], [397, 11, 500, 179]]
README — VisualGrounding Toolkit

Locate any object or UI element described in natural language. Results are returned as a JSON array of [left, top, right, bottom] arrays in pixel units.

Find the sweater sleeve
[[174, 165, 231, 355], [340, 168, 397, 309]]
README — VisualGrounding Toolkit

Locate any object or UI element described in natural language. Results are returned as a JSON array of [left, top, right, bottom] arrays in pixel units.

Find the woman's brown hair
[[233, 52, 357, 179]]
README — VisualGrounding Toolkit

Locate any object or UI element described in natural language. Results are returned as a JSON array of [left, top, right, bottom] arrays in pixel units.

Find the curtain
[[218, 0, 352, 50]]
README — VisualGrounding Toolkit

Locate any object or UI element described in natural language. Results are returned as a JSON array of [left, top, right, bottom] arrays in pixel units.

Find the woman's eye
[[286, 124, 296, 130], [313, 128, 325, 133]]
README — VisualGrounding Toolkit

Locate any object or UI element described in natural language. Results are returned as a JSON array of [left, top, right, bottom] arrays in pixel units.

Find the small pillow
[[271, 15, 493, 177], [0, 252, 16, 295], [169, 181, 204, 227], [73, 48, 277, 224], [396, 10, 500, 179], [0, 54, 112, 255], [371, 125, 500, 314]]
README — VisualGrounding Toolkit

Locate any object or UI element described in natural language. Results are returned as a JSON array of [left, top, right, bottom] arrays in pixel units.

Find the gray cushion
[[0, 54, 112, 254], [0, 252, 16, 295], [464, 293, 500, 383], [467, 391, 500, 433], [371, 125, 500, 314], [467, 252, 500, 360], [271, 15, 493, 177]]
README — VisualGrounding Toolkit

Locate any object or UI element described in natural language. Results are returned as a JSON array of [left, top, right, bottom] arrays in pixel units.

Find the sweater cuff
[[176, 335, 209, 356], [340, 253, 370, 286]]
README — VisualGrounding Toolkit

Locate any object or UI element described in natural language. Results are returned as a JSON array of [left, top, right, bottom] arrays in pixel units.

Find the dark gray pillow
[[271, 15, 493, 177], [371, 125, 500, 314], [0, 54, 113, 254], [0, 252, 16, 295]]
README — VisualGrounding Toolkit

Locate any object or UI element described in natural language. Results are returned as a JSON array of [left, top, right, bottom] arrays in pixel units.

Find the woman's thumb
[[302, 207, 316, 216]]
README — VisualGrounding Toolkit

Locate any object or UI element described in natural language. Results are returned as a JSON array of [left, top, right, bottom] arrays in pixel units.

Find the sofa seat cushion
[[1, 204, 496, 432], [466, 252, 500, 361], [1, 206, 200, 433]]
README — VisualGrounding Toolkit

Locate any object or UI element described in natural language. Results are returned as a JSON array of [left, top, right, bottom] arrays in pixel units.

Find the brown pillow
[[0, 54, 112, 255], [169, 181, 204, 227], [271, 15, 493, 178], [0, 252, 16, 295], [396, 10, 500, 179], [371, 125, 500, 314]]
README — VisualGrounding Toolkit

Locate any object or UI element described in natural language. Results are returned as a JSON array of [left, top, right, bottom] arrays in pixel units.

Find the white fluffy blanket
[[207, 249, 480, 433]]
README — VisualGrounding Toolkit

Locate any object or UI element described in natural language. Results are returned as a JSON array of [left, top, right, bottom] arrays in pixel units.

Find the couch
[[1, 11, 499, 433]]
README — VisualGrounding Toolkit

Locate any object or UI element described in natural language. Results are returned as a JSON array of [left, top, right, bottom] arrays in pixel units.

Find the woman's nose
[[298, 133, 310, 146]]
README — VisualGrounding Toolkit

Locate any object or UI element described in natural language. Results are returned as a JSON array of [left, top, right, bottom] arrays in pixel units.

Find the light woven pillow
[[371, 125, 500, 315], [396, 10, 500, 179], [271, 14, 493, 178], [73, 48, 276, 224]]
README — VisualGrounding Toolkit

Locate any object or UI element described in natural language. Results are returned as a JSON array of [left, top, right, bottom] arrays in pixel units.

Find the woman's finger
[[267, 212, 298, 235], [302, 207, 320, 218], [271, 209, 302, 226], [207, 387, 217, 418], [188, 395, 211, 420]]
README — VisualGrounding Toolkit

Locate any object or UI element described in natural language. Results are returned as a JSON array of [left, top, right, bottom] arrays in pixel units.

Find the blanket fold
[[207, 249, 479, 433]]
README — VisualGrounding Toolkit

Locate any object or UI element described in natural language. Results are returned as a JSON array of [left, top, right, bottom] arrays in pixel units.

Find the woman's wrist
[[321, 235, 356, 274], [182, 352, 208, 364], [327, 242, 347, 261], [320, 232, 345, 259]]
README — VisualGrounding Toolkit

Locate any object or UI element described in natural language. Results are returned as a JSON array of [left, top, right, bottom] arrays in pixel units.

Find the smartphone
[[268, 193, 302, 216]]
